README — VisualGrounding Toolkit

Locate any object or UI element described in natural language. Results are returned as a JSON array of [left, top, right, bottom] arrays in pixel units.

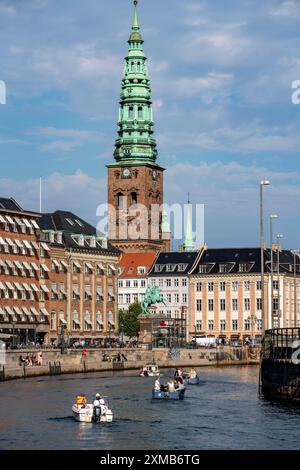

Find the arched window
[[137, 62, 141, 72], [131, 61, 135, 72], [117, 193, 125, 210], [138, 107, 143, 118], [131, 192, 138, 207], [129, 106, 134, 118]]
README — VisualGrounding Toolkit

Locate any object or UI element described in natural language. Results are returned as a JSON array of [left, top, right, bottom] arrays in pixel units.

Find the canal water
[[0, 366, 299, 450]]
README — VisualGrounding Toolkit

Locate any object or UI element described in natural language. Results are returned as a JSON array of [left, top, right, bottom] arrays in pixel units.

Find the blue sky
[[0, 0, 300, 248]]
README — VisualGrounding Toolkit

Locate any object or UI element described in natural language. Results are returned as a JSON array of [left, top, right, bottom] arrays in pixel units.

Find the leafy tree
[[118, 303, 142, 338]]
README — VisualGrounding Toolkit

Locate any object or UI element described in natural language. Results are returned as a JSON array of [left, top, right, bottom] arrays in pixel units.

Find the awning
[[31, 283, 39, 293], [85, 319, 93, 326], [5, 281, 14, 290], [31, 219, 40, 229], [40, 284, 50, 293], [5, 238, 15, 247], [23, 240, 32, 249], [14, 217, 25, 226], [0, 259, 5, 267], [0, 281, 5, 289], [0, 236, 6, 245], [60, 260, 68, 270], [22, 307, 30, 316], [41, 242, 50, 251], [5, 260, 14, 269], [31, 241, 39, 250], [22, 261, 31, 270], [60, 318, 67, 325], [40, 308, 49, 316], [51, 285, 58, 294], [30, 307, 39, 316], [14, 282, 23, 291], [52, 259, 60, 268], [85, 262, 93, 270], [73, 261, 81, 269], [73, 287, 80, 296], [97, 263, 105, 270], [73, 319, 81, 326], [5, 215, 14, 224], [14, 239, 23, 248], [23, 218, 32, 228], [31, 262, 39, 271], [60, 286, 66, 295], [109, 264, 117, 272], [41, 264, 50, 272], [5, 306, 14, 316], [0, 214, 6, 223], [13, 306, 22, 315], [23, 283, 31, 292], [14, 260, 23, 269]]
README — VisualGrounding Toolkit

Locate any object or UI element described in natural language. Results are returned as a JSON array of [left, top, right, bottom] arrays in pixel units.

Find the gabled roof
[[0, 197, 23, 212], [148, 251, 199, 277], [118, 252, 157, 278], [39, 211, 120, 255]]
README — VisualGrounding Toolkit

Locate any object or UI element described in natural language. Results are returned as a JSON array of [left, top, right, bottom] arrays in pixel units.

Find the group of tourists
[[19, 351, 43, 366], [154, 373, 184, 393]]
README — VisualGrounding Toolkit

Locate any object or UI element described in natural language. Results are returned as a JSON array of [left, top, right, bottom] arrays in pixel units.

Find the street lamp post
[[260, 179, 270, 335], [293, 249, 300, 327], [276, 234, 284, 327], [270, 214, 279, 328]]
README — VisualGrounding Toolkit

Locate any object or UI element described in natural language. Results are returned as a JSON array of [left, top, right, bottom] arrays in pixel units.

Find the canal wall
[[0, 347, 259, 381], [261, 358, 300, 402]]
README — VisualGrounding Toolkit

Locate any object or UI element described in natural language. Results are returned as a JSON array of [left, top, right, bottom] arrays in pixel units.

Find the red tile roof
[[118, 252, 157, 278]]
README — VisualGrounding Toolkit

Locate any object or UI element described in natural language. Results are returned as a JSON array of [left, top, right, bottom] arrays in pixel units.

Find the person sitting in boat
[[154, 375, 161, 391], [99, 398, 108, 416], [93, 393, 102, 422], [189, 368, 197, 379], [143, 367, 148, 377], [175, 378, 184, 390], [167, 378, 175, 393], [76, 394, 87, 409], [174, 368, 180, 379]]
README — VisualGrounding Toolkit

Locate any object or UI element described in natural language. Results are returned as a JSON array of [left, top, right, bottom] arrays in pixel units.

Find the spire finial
[[188, 192, 190, 204], [132, 0, 139, 30]]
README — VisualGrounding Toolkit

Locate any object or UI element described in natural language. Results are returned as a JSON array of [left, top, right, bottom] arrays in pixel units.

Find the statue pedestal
[[138, 314, 165, 346]]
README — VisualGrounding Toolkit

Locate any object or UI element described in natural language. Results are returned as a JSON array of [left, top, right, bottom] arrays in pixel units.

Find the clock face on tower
[[122, 168, 131, 178], [152, 169, 158, 180]]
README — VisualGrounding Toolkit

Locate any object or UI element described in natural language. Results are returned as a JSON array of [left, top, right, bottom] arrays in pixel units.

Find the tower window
[[131, 61, 135, 72], [137, 62, 141, 72], [131, 192, 138, 207], [138, 107, 143, 118], [117, 193, 125, 210], [129, 107, 134, 118]]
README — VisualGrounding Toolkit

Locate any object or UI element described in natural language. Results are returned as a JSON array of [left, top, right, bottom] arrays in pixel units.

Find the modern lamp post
[[270, 214, 279, 328], [292, 249, 300, 327], [276, 234, 284, 327], [260, 179, 270, 334]]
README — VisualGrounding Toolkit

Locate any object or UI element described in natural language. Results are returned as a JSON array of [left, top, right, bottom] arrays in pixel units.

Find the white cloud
[[270, 0, 300, 17], [27, 127, 102, 153]]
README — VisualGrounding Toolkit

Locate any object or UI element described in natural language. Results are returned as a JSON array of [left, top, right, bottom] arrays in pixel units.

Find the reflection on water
[[0, 366, 300, 450]]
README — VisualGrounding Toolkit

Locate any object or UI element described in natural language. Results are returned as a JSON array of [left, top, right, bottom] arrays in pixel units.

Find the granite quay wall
[[0, 346, 260, 381]]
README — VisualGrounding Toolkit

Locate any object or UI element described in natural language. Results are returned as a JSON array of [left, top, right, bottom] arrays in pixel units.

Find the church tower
[[107, 1, 170, 253]]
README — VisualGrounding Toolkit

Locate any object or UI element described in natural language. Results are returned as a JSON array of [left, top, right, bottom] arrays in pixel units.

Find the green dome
[[129, 31, 143, 42]]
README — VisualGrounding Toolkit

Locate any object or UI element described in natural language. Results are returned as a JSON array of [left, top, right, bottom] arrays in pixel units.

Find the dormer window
[[154, 265, 163, 273], [178, 264, 188, 272], [66, 218, 75, 226], [138, 266, 146, 275], [49, 231, 55, 243], [239, 263, 248, 273], [199, 265, 208, 273], [90, 237, 96, 248], [56, 232, 63, 244], [78, 235, 84, 247], [166, 264, 176, 272]]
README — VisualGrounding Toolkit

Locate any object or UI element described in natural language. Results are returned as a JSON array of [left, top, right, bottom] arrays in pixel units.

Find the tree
[[118, 303, 142, 338]]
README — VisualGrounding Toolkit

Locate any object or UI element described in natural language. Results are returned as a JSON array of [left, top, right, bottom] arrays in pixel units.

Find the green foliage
[[118, 303, 142, 338]]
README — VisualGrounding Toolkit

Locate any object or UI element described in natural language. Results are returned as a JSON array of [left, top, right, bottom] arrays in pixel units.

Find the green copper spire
[[183, 195, 196, 252], [113, 0, 158, 165]]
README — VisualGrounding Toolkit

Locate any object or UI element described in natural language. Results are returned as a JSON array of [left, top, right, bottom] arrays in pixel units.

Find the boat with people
[[72, 393, 113, 423], [183, 368, 200, 386], [139, 362, 160, 377], [152, 375, 186, 400]]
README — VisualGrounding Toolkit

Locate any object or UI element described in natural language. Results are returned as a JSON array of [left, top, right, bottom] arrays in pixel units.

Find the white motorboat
[[72, 397, 113, 423], [139, 362, 160, 377]]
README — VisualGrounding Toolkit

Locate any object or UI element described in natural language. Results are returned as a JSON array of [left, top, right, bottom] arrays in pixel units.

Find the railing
[[262, 328, 300, 360]]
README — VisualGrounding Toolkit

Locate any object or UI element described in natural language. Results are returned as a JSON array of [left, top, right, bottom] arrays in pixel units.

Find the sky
[[0, 0, 300, 249]]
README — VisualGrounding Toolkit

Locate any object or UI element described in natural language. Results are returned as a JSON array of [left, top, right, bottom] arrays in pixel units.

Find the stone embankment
[[0, 346, 260, 381]]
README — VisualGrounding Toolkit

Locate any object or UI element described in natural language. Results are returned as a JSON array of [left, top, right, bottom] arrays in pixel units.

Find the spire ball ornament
[[134, 0, 138, 6]]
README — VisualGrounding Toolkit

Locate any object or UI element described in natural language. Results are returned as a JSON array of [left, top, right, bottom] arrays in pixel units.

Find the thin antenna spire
[[39, 177, 42, 213]]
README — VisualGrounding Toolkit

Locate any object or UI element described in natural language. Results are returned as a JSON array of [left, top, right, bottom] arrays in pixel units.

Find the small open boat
[[152, 387, 186, 400], [140, 362, 160, 377], [72, 396, 113, 423], [183, 376, 200, 385]]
